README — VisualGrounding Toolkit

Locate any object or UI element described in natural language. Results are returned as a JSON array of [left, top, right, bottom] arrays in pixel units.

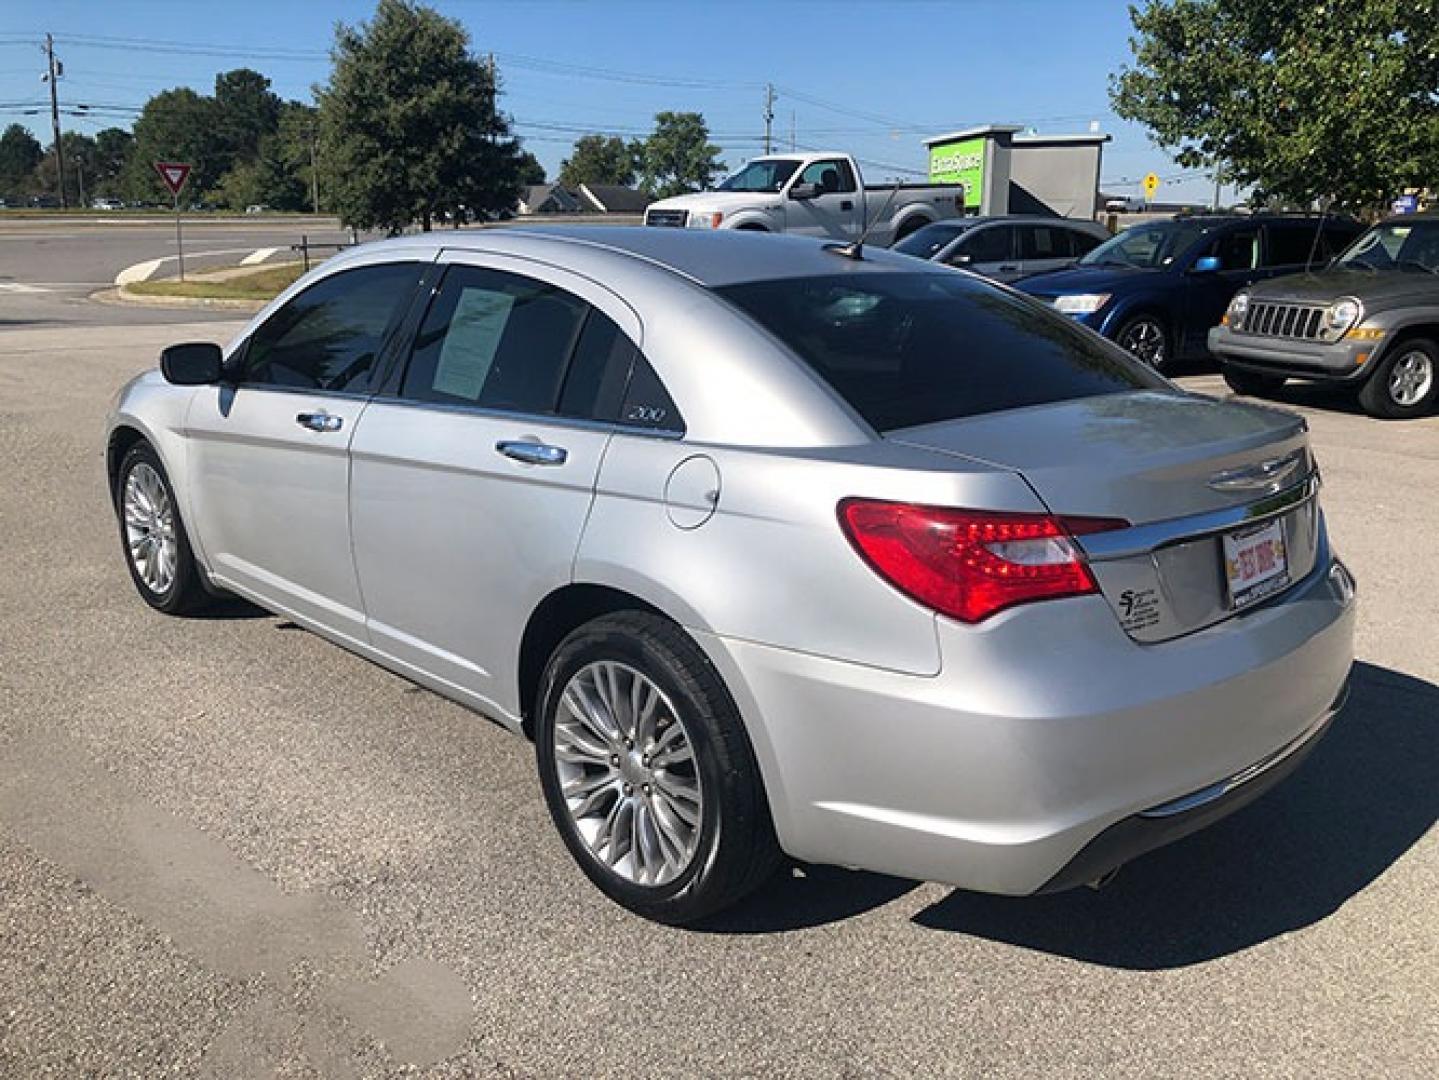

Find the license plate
[[1223, 518, 1290, 610]]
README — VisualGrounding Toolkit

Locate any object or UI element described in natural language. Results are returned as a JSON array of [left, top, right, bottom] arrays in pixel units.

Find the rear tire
[[115, 442, 212, 615], [1357, 338, 1438, 419], [1222, 366, 1287, 398], [535, 611, 781, 924], [1114, 313, 1173, 372]]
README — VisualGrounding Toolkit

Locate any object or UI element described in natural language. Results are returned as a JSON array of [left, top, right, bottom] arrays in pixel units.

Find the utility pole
[[43, 33, 66, 208], [762, 84, 775, 155], [306, 124, 319, 214], [790, 110, 796, 152]]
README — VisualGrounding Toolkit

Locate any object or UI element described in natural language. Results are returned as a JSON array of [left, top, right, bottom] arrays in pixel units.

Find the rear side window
[[1069, 229, 1104, 257], [1019, 225, 1064, 260], [240, 262, 422, 392], [1265, 223, 1327, 268], [402, 265, 588, 412], [718, 272, 1164, 432]]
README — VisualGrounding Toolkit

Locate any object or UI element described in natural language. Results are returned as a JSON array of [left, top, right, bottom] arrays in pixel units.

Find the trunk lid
[[889, 390, 1321, 642]]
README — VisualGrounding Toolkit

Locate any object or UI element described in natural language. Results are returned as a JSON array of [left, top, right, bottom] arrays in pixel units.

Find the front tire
[[115, 442, 211, 614], [1222, 366, 1287, 398], [1114, 313, 1173, 372], [1358, 339, 1438, 419], [535, 611, 781, 924]]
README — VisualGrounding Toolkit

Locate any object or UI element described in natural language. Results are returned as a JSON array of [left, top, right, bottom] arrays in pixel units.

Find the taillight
[[838, 499, 1127, 623]]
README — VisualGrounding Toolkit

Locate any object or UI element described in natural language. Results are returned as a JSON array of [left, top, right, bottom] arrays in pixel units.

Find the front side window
[[239, 262, 422, 391], [719, 272, 1165, 432], [402, 266, 588, 413], [954, 225, 1013, 264], [797, 159, 856, 194], [1204, 227, 1261, 271]]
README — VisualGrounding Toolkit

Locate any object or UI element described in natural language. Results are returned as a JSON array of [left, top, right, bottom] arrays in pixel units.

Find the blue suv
[[1018, 214, 1362, 371]]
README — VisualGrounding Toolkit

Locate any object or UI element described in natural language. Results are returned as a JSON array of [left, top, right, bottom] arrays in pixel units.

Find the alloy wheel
[[1118, 318, 1167, 368], [122, 462, 177, 595], [552, 660, 704, 887], [1388, 349, 1434, 407]]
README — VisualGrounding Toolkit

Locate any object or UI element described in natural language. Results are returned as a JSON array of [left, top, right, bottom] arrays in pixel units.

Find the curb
[[91, 286, 267, 314]]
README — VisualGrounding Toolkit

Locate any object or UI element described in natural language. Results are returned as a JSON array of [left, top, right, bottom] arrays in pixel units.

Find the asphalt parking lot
[[1, 309, 1436, 1077]]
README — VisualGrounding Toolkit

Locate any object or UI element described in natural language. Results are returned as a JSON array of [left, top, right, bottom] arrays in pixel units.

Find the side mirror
[[1192, 255, 1222, 273], [789, 182, 819, 201], [160, 342, 224, 385]]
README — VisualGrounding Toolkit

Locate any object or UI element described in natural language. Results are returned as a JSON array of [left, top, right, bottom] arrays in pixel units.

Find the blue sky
[[0, 0, 1218, 202]]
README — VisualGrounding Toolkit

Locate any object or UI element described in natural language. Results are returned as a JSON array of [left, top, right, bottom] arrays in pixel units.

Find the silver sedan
[[106, 227, 1355, 924]]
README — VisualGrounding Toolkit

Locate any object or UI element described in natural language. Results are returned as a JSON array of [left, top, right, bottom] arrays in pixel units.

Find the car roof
[[348, 225, 935, 288]]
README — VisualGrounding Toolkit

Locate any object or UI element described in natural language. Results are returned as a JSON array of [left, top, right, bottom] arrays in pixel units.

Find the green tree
[[516, 149, 546, 186], [124, 88, 223, 202], [1111, 0, 1439, 210], [37, 133, 98, 206], [317, 0, 525, 232], [558, 134, 636, 188], [91, 128, 135, 198], [213, 68, 282, 175], [637, 112, 722, 198], [0, 124, 42, 198]]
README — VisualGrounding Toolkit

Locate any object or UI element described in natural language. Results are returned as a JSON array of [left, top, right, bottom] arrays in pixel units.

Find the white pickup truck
[[644, 152, 965, 246]]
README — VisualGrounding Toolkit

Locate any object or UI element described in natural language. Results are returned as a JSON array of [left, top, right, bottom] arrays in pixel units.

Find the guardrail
[[291, 230, 360, 271]]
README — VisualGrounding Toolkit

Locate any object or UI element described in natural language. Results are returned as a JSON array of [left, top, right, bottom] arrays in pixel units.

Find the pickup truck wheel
[[1358, 339, 1438, 419], [535, 611, 782, 925], [894, 216, 927, 241], [1114, 314, 1172, 372], [1222, 367, 1286, 398]]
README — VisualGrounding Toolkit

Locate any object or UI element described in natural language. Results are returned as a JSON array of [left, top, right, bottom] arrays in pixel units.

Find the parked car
[[644, 152, 963, 245], [892, 216, 1110, 283], [1019, 214, 1364, 371], [1210, 213, 1439, 418], [107, 228, 1355, 924], [92, 197, 122, 211], [244, 204, 269, 215]]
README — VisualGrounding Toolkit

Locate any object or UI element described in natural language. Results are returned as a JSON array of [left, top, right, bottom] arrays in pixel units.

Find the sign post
[[152, 162, 193, 281], [1143, 172, 1160, 204]]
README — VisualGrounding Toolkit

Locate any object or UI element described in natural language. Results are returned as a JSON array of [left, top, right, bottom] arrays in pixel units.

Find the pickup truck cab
[[644, 153, 963, 246]]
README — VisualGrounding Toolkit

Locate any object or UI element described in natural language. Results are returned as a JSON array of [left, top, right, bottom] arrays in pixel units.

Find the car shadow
[[695, 863, 919, 934], [908, 661, 1437, 968], [181, 596, 271, 620]]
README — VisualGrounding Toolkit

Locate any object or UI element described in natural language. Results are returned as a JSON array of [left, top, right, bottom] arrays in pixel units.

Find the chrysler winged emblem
[[1207, 449, 1304, 494]]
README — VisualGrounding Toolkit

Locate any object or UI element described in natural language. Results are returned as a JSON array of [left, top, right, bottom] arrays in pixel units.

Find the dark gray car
[[893, 216, 1111, 283], [1210, 214, 1439, 418]]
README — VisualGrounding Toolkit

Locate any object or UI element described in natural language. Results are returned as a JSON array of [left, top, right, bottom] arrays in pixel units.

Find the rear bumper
[[1208, 326, 1372, 383], [697, 549, 1356, 896], [1037, 681, 1345, 892]]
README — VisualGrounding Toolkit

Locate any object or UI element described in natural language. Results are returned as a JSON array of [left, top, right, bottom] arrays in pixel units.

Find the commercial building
[[925, 125, 1110, 219]]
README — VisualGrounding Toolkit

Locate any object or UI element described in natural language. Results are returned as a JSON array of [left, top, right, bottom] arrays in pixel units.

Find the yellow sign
[[1143, 172, 1160, 199]]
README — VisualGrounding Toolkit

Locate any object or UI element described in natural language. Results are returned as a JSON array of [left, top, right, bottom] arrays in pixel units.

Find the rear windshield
[[718, 272, 1164, 432]]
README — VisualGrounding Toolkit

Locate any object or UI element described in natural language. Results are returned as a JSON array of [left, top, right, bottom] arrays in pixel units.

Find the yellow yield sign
[[1143, 172, 1160, 200]]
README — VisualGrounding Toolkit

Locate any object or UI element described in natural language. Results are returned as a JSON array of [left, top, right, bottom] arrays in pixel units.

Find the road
[[0, 270, 1435, 1075], [0, 215, 353, 327]]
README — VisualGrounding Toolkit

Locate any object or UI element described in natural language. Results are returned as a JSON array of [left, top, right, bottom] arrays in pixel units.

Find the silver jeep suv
[[1209, 213, 1439, 418]]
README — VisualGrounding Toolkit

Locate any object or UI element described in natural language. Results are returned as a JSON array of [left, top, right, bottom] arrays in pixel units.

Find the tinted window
[[558, 310, 636, 421], [402, 266, 587, 412], [1019, 224, 1065, 260], [240, 262, 421, 391], [718, 159, 800, 193], [1204, 227, 1261, 271], [1336, 220, 1439, 272], [798, 158, 856, 194], [1070, 229, 1105, 257], [893, 221, 968, 260], [955, 225, 1012, 264], [1265, 223, 1328, 268], [719, 273, 1164, 432]]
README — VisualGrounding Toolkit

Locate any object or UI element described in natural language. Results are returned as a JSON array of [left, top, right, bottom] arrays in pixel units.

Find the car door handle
[[496, 439, 567, 466], [998, 264, 1019, 273], [296, 411, 343, 433], [840, 200, 853, 211]]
